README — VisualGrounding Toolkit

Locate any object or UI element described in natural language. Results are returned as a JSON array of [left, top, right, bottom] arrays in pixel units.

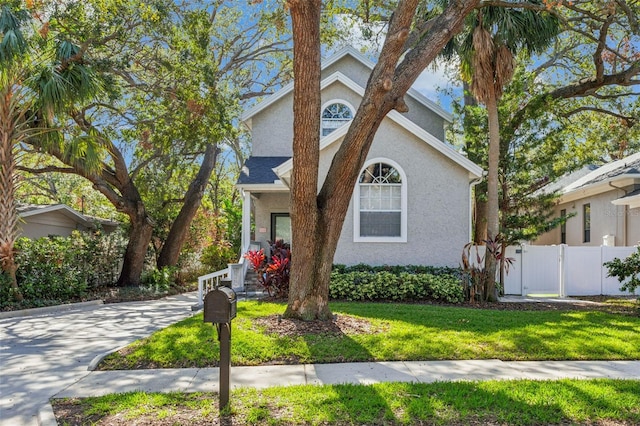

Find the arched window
[[321, 102, 353, 136], [354, 159, 407, 242]]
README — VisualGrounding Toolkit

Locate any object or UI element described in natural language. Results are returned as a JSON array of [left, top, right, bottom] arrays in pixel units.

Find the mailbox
[[203, 287, 237, 323]]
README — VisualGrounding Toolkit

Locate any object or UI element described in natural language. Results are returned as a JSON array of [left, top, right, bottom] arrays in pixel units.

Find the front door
[[271, 213, 291, 243]]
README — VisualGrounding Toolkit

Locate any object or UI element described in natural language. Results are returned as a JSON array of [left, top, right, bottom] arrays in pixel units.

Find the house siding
[[629, 207, 640, 246], [17, 211, 86, 239], [252, 192, 290, 250], [403, 95, 446, 141], [535, 189, 640, 246], [250, 95, 294, 157], [320, 54, 370, 89], [249, 58, 447, 157], [333, 120, 470, 267]]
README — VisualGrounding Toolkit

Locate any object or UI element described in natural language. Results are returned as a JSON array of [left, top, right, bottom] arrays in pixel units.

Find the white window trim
[[321, 99, 355, 137], [353, 158, 408, 243]]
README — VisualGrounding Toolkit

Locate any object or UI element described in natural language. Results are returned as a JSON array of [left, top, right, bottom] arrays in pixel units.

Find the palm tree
[[454, 3, 560, 301], [0, 3, 101, 301]]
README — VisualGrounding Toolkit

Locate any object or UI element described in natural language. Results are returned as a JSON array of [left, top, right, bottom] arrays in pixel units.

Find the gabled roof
[[563, 152, 640, 194], [541, 165, 598, 195], [241, 45, 452, 124], [543, 153, 640, 205], [17, 203, 119, 229], [269, 72, 483, 181]]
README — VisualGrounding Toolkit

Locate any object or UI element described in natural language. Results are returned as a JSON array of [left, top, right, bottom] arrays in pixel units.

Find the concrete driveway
[[0, 292, 199, 426]]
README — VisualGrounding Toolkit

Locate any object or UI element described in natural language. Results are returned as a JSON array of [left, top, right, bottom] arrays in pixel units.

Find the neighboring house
[[534, 152, 640, 247], [236, 46, 483, 267], [17, 204, 119, 239]]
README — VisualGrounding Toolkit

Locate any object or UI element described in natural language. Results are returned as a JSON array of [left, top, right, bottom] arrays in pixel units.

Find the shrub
[[461, 237, 514, 302], [1, 231, 125, 310], [13, 236, 88, 303], [141, 266, 177, 294], [328, 267, 463, 303], [244, 240, 291, 298], [604, 247, 640, 297], [200, 240, 237, 272]]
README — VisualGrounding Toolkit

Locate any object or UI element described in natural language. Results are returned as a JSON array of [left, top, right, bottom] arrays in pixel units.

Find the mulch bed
[[252, 313, 386, 337]]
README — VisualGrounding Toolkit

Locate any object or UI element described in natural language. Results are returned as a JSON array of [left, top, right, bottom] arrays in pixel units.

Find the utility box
[[603, 235, 615, 247], [203, 287, 237, 323]]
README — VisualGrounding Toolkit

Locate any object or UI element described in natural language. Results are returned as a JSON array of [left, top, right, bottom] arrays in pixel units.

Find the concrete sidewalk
[[39, 359, 640, 425], [56, 360, 640, 398]]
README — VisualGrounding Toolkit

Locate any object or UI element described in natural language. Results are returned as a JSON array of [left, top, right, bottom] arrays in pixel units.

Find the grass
[[99, 300, 640, 369], [53, 378, 640, 425]]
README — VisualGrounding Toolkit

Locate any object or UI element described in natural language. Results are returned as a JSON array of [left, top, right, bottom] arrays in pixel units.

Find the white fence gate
[[502, 245, 638, 297]]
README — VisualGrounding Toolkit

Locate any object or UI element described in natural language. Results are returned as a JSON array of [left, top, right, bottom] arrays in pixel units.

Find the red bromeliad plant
[[243, 240, 291, 298]]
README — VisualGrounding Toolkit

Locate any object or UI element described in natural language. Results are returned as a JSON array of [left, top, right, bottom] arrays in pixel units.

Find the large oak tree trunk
[[284, 0, 330, 320], [284, 0, 480, 320], [157, 143, 219, 269], [117, 206, 154, 287]]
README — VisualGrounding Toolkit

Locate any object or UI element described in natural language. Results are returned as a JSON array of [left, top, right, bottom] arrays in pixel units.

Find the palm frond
[[471, 25, 495, 104], [494, 45, 514, 98]]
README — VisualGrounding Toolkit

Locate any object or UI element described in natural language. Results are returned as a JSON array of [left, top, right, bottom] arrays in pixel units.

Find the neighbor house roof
[[612, 188, 640, 209], [241, 45, 453, 125], [546, 153, 640, 205], [564, 152, 640, 193], [17, 203, 119, 231]]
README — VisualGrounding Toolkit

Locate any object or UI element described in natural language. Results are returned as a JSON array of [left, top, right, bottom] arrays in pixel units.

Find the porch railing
[[196, 242, 261, 305]]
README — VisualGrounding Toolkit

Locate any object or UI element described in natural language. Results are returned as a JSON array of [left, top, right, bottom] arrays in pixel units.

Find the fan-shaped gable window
[[354, 159, 407, 242], [322, 102, 353, 136]]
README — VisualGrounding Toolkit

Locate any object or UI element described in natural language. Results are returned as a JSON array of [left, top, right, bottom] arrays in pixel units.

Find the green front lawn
[[53, 379, 640, 425], [99, 301, 640, 369]]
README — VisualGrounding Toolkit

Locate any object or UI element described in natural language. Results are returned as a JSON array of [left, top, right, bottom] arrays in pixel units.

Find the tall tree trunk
[[284, 0, 480, 320], [474, 188, 488, 243], [158, 143, 219, 268], [284, 0, 331, 321], [117, 204, 154, 287], [0, 94, 23, 301], [484, 89, 500, 302]]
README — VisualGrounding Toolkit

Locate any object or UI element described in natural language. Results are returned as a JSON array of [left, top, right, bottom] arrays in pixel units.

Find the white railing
[[196, 242, 262, 304], [197, 268, 230, 303]]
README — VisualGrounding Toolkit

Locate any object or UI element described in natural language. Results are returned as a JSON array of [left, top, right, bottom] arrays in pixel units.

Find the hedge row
[[1, 231, 125, 309], [329, 265, 463, 303]]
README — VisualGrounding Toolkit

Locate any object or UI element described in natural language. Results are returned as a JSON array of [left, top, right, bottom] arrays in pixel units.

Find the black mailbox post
[[203, 286, 237, 410]]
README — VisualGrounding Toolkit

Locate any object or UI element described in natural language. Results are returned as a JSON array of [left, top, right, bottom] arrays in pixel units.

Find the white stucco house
[[236, 46, 483, 268], [534, 152, 640, 247]]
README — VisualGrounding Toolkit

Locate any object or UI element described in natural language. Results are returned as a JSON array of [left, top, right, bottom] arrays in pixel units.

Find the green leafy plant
[[604, 247, 640, 298], [1, 231, 126, 309], [142, 266, 177, 294], [328, 269, 463, 303], [200, 241, 237, 272]]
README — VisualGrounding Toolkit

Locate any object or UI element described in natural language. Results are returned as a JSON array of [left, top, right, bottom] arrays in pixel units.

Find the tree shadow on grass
[[330, 302, 640, 361]]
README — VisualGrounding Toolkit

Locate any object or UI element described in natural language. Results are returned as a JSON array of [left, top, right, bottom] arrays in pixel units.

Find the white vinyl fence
[[472, 245, 639, 297]]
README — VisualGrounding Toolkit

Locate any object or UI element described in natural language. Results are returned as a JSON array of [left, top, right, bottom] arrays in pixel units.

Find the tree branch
[[562, 106, 637, 125]]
